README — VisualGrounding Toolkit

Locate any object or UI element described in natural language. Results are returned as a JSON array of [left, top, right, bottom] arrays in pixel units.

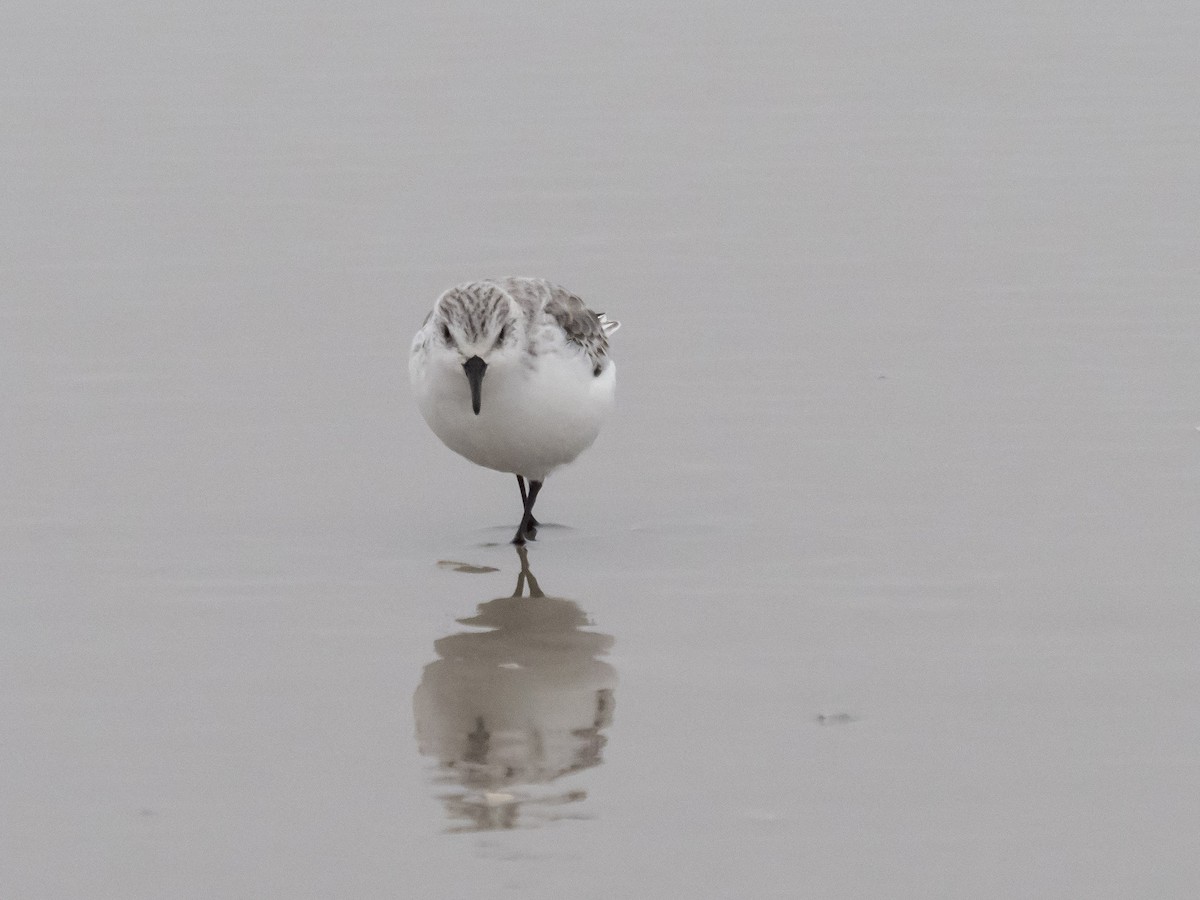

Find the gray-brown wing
[[496, 277, 616, 368], [548, 291, 608, 347]]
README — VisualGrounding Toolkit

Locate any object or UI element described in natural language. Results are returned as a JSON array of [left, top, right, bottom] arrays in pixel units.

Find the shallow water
[[3, 2, 1200, 897]]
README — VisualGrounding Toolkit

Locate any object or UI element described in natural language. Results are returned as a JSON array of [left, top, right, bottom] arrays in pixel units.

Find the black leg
[[515, 475, 540, 528], [511, 479, 542, 545]]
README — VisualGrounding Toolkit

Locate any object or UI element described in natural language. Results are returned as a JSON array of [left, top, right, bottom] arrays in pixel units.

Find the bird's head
[[432, 282, 522, 415]]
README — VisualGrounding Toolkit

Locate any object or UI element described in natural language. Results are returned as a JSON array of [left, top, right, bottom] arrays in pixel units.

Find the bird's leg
[[515, 475, 540, 528], [512, 479, 543, 545]]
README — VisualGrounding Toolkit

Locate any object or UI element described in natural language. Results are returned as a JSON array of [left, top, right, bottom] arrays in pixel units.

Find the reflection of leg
[[512, 479, 542, 545], [514, 545, 530, 596], [513, 545, 544, 597], [524, 563, 543, 598], [516, 475, 540, 528]]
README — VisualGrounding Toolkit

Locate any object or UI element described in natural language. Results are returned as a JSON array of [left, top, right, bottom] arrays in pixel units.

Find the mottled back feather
[[491, 277, 618, 372]]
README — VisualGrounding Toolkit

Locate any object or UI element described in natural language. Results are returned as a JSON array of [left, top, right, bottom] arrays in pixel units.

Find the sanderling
[[410, 277, 618, 544]]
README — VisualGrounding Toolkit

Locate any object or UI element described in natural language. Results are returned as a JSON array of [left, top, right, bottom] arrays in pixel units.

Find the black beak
[[462, 355, 486, 415]]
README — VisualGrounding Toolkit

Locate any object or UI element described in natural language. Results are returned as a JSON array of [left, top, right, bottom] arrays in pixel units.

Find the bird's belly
[[416, 356, 615, 480]]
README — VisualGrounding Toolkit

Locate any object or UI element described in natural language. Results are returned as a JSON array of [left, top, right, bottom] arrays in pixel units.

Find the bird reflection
[[414, 547, 617, 832]]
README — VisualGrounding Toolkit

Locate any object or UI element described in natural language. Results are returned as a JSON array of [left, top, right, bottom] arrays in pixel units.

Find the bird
[[410, 277, 618, 544]]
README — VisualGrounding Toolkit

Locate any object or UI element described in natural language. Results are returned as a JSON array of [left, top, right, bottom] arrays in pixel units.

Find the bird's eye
[[440, 324, 452, 343]]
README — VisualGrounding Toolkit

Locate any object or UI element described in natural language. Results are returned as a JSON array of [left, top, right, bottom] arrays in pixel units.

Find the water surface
[[3, 2, 1199, 897]]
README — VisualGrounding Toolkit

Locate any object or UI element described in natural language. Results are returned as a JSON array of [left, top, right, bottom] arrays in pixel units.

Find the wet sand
[[3, 2, 1199, 897]]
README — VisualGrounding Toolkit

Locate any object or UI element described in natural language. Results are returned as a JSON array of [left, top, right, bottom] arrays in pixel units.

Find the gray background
[[3, 2, 1198, 897]]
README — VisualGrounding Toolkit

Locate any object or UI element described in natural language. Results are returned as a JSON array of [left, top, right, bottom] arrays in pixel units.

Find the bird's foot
[[511, 522, 537, 545]]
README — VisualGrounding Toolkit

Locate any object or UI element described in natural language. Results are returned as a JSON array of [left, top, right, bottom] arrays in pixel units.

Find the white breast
[[411, 345, 615, 481]]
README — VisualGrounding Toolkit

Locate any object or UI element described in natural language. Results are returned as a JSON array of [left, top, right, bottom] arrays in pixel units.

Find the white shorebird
[[410, 277, 618, 544]]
